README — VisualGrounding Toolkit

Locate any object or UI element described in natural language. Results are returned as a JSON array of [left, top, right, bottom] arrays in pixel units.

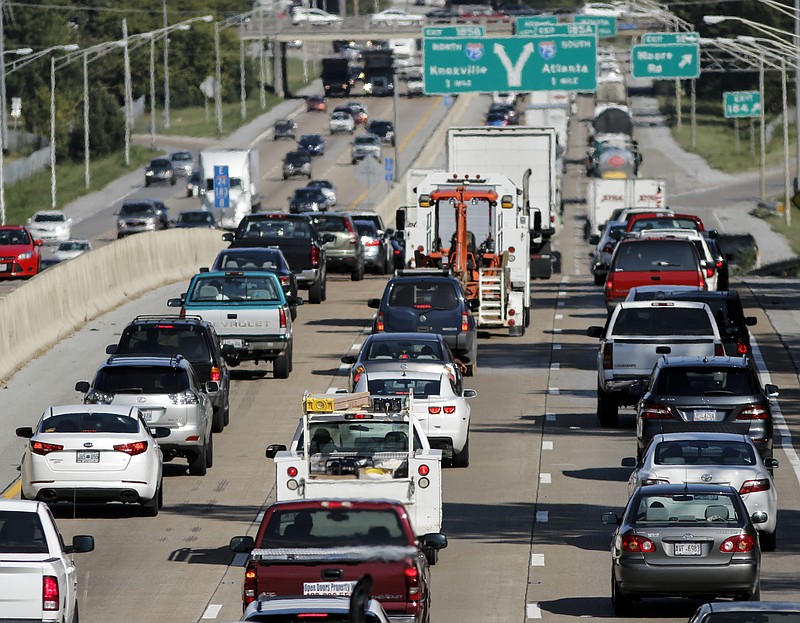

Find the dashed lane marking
[[542, 441, 553, 450], [540, 473, 552, 484], [527, 603, 542, 619], [536, 511, 549, 523], [531, 553, 545, 566], [550, 363, 560, 370], [548, 388, 560, 395], [552, 344, 562, 350], [201, 604, 223, 619], [554, 314, 563, 320]]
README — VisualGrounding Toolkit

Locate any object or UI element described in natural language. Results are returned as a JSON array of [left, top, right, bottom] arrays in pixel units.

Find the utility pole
[[123, 18, 132, 166], [163, 0, 170, 129]]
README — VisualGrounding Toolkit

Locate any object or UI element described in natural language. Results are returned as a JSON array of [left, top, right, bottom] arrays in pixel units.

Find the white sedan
[[623, 432, 779, 550], [26, 210, 72, 243], [580, 2, 624, 17], [50, 239, 92, 262], [16, 405, 169, 516], [292, 8, 342, 26], [371, 9, 426, 26], [354, 369, 476, 467]]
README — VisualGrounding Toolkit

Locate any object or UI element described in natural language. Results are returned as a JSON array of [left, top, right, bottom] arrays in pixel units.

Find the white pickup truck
[[265, 392, 443, 535], [0, 499, 94, 623], [587, 301, 724, 428]]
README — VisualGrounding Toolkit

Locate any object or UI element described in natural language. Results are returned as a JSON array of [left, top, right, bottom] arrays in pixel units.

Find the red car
[[306, 95, 327, 112], [626, 212, 705, 233], [0, 226, 42, 279]]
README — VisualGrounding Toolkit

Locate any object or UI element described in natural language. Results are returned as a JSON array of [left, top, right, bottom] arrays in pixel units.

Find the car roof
[[125, 314, 212, 328], [102, 355, 191, 368], [650, 432, 753, 445], [44, 404, 140, 419], [365, 332, 445, 343]]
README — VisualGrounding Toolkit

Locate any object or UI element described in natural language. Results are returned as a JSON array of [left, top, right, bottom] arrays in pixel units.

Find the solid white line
[[201, 604, 223, 619], [546, 413, 556, 421], [526, 603, 542, 619], [552, 344, 562, 350], [751, 336, 800, 487], [536, 511, 549, 523], [531, 553, 545, 566], [542, 440, 553, 450], [540, 473, 552, 484]]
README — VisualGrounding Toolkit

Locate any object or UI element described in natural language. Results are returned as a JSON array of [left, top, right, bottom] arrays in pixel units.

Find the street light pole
[[149, 35, 157, 149], [0, 0, 7, 154], [83, 50, 90, 189], [123, 17, 132, 166], [214, 21, 223, 134], [760, 58, 766, 201], [240, 21, 247, 121], [50, 56, 56, 209], [163, 0, 170, 129], [781, 58, 791, 225]]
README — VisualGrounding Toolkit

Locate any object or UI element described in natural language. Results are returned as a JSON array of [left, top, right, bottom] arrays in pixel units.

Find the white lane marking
[[201, 604, 223, 619], [338, 363, 350, 371], [546, 413, 556, 421], [256, 511, 265, 523], [536, 511, 549, 523], [554, 314, 563, 320], [527, 603, 542, 619], [548, 387, 560, 395], [552, 344, 562, 350], [352, 343, 362, 350], [553, 328, 562, 334], [557, 301, 565, 307], [531, 553, 545, 566], [550, 363, 560, 371], [562, 276, 570, 283], [558, 290, 567, 297], [751, 336, 800, 486], [542, 440, 553, 450], [540, 473, 552, 484], [569, 426, 581, 430]]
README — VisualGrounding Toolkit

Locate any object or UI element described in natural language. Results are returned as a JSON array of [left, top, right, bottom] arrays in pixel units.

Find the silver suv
[[116, 200, 168, 239], [75, 355, 216, 476], [351, 134, 382, 164]]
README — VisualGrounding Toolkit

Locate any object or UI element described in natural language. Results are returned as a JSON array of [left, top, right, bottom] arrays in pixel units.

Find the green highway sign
[[423, 25, 485, 38], [516, 15, 558, 33], [423, 36, 597, 94], [723, 91, 762, 118], [631, 43, 700, 79], [517, 22, 598, 37], [573, 15, 617, 37], [641, 32, 699, 44]]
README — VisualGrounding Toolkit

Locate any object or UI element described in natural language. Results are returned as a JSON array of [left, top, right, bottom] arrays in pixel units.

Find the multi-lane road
[[2, 86, 800, 623]]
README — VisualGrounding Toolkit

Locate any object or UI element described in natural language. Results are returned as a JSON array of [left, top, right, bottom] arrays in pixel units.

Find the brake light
[[640, 402, 672, 419], [243, 562, 258, 604], [605, 276, 613, 295], [344, 219, 355, 234], [641, 478, 669, 486], [602, 243, 614, 253], [602, 343, 613, 370], [740, 479, 770, 494], [279, 307, 287, 329], [405, 562, 420, 597], [394, 248, 402, 256], [287, 466, 298, 477], [621, 535, 656, 553], [737, 405, 769, 420], [443, 405, 456, 414], [706, 267, 715, 278], [428, 406, 442, 414], [376, 312, 385, 332], [720, 534, 755, 552], [31, 441, 63, 456], [461, 312, 469, 332], [418, 464, 430, 476], [714, 343, 725, 356], [155, 324, 174, 329], [349, 234, 358, 245], [113, 441, 148, 456], [311, 245, 321, 267], [716, 260, 724, 269], [698, 270, 707, 290], [737, 341, 749, 355], [279, 275, 290, 286], [42, 576, 59, 611], [365, 239, 381, 247], [179, 307, 186, 318], [210, 367, 221, 382]]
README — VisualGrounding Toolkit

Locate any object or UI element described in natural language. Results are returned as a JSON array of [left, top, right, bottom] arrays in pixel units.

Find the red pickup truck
[[230, 500, 447, 622]]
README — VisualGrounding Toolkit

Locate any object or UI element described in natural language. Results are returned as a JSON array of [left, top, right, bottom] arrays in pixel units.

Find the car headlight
[[169, 390, 199, 405], [86, 390, 114, 405], [146, 170, 154, 176], [118, 219, 127, 227], [17, 251, 33, 260]]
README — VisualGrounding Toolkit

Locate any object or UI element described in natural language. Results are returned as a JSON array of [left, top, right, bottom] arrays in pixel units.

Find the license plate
[[694, 410, 717, 422], [303, 581, 356, 596], [222, 339, 244, 348], [140, 410, 154, 422], [0, 263, 7, 271], [76, 451, 100, 463], [417, 326, 431, 332], [674, 542, 702, 556]]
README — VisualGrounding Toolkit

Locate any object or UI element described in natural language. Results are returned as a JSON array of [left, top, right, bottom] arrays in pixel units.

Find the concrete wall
[[0, 229, 225, 383]]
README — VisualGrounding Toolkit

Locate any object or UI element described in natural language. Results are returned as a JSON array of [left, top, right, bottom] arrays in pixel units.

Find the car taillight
[[42, 576, 59, 611], [737, 341, 749, 355], [602, 343, 613, 370], [640, 402, 672, 419], [31, 441, 64, 456], [311, 245, 321, 267], [287, 466, 298, 477], [602, 243, 614, 253], [428, 406, 442, 414], [706, 267, 715, 278], [344, 219, 355, 234], [114, 441, 148, 456], [621, 535, 656, 553], [605, 276, 613, 295], [349, 234, 358, 245], [279, 275, 290, 286], [714, 343, 725, 356], [279, 307, 287, 329], [698, 270, 707, 290], [716, 260, 724, 269], [720, 534, 755, 552], [376, 312, 385, 332], [405, 562, 420, 597], [641, 478, 669, 486], [461, 312, 469, 332], [394, 248, 402, 256], [737, 405, 769, 420], [243, 562, 258, 604], [210, 367, 221, 382], [365, 239, 381, 247], [418, 464, 430, 476], [740, 479, 770, 494], [179, 307, 186, 319], [443, 405, 456, 414]]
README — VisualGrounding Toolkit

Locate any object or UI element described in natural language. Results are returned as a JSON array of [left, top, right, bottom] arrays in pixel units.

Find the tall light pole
[[214, 10, 259, 134], [163, 0, 170, 129], [50, 56, 56, 209], [122, 17, 132, 166]]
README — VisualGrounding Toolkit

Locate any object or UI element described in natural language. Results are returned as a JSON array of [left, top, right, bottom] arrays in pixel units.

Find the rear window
[[388, 282, 458, 310], [613, 307, 714, 336], [41, 412, 140, 434], [94, 366, 190, 394], [368, 377, 441, 398], [654, 440, 756, 466], [365, 339, 443, 362], [303, 421, 422, 454], [632, 492, 741, 526], [243, 615, 384, 623], [629, 217, 700, 232], [355, 221, 378, 237], [310, 215, 348, 232], [0, 511, 48, 553], [189, 275, 281, 302], [215, 250, 285, 271], [117, 325, 211, 360], [614, 241, 698, 271], [240, 218, 311, 239], [671, 295, 747, 339], [654, 366, 757, 396], [33, 213, 66, 223], [178, 212, 214, 225], [260, 508, 406, 547]]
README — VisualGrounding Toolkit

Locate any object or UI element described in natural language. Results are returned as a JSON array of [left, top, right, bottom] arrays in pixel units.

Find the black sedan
[[297, 134, 326, 157], [145, 158, 176, 187], [289, 187, 330, 214], [365, 120, 395, 146], [274, 119, 297, 140], [175, 210, 218, 229]]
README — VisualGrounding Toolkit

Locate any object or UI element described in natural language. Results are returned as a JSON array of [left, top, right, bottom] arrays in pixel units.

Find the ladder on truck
[[477, 268, 507, 326]]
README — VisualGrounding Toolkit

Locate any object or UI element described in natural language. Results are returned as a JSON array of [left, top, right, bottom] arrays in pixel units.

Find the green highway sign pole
[[723, 91, 762, 118], [423, 35, 598, 94], [573, 15, 617, 37], [517, 23, 598, 37], [423, 25, 485, 38], [631, 43, 700, 79], [641, 32, 699, 44]]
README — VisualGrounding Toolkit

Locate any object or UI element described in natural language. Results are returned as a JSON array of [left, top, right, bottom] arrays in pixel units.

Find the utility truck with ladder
[[397, 171, 531, 335]]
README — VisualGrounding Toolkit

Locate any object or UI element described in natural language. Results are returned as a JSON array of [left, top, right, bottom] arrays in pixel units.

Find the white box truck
[[199, 148, 261, 230], [586, 178, 667, 236]]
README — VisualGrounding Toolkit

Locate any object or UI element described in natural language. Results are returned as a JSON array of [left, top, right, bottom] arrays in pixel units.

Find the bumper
[[0, 258, 38, 278], [219, 334, 290, 361], [295, 268, 322, 287], [118, 224, 158, 236], [442, 332, 475, 358], [600, 376, 648, 400], [326, 254, 360, 271], [24, 482, 157, 504]]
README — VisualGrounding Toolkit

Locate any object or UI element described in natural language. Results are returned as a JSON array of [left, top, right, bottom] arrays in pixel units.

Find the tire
[[737, 583, 761, 601], [170, 178, 176, 186], [72, 601, 79, 623], [524, 306, 531, 328], [141, 482, 161, 517], [283, 174, 288, 180], [145, 180, 150, 187], [205, 433, 214, 469], [594, 274, 606, 286], [760, 529, 777, 552], [597, 385, 619, 428], [223, 402, 230, 427], [321, 276, 327, 301], [211, 406, 225, 433], [351, 261, 364, 281], [188, 443, 208, 476], [611, 575, 632, 616], [274, 349, 291, 379], [309, 278, 323, 304], [451, 438, 470, 468]]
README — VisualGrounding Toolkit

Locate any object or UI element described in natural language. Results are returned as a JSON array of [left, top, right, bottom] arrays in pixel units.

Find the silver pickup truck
[[587, 301, 724, 427], [0, 500, 94, 623], [168, 270, 302, 379]]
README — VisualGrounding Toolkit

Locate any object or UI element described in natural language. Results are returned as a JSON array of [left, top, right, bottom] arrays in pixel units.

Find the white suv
[[329, 111, 355, 134]]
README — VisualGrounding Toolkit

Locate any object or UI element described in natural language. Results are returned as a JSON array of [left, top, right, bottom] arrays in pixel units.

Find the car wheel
[[274, 349, 291, 379], [170, 178, 176, 186], [351, 261, 364, 281], [205, 433, 214, 469], [451, 437, 469, 468], [145, 180, 150, 187], [188, 443, 208, 476], [283, 174, 288, 180], [72, 601, 79, 623], [597, 385, 619, 428], [223, 402, 230, 427], [288, 341, 294, 373], [211, 405, 225, 433], [524, 306, 531, 328], [760, 529, 777, 552], [594, 273, 605, 286], [611, 574, 632, 616], [309, 278, 323, 304], [351, 159, 357, 165], [321, 276, 327, 301], [141, 482, 161, 517]]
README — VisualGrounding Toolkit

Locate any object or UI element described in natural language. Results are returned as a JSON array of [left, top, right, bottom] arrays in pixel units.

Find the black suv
[[274, 119, 297, 140], [365, 120, 395, 146], [282, 150, 312, 180], [106, 315, 230, 433], [368, 270, 478, 375]]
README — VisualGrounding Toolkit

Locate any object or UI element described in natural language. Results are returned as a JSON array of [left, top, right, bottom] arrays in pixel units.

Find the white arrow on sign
[[678, 54, 692, 69]]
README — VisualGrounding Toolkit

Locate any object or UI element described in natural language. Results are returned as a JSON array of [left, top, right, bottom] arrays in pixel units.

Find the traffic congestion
[[1, 4, 800, 623]]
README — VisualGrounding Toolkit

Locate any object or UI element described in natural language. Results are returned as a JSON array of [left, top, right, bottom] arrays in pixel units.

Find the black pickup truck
[[222, 213, 329, 304]]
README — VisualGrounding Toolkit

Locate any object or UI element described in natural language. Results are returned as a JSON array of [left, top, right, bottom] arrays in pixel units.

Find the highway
[[1, 88, 800, 623]]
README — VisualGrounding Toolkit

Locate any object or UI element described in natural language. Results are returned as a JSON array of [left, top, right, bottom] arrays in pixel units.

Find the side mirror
[[601, 512, 620, 525], [468, 299, 480, 312], [341, 355, 357, 364], [707, 229, 718, 239], [105, 344, 118, 355], [620, 457, 637, 468], [586, 326, 604, 339], [463, 389, 477, 398], [745, 316, 757, 326], [764, 457, 779, 469], [34, 240, 44, 247], [15, 426, 34, 439], [221, 232, 234, 243], [588, 234, 600, 245], [199, 267, 210, 273], [205, 381, 220, 394], [292, 296, 305, 306], [750, 511, 768, 525], [367, 298, 381, 309], [420, 532, 447, 551], [151, 426, 171, 439], [764, 383, 779, 398], [167, 298, 183, 308], [65, 535, 95, 554], [266, 444, 287, 459], [75, 381, 90, 393], [395, 208, 406, 231], [229, 535, 255, 553]]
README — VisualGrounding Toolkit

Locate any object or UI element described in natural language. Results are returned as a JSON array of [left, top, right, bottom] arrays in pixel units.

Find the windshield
[[240, 218, 311, 239], [117, 325, 211, 360], [0, 511, 48, 553], [119, 204, 155, 216], [632, 492, 741, 526], [0, 229, 31, 245], [94, 366, 190, 394], [260, 508, 406, 548], [355, 136, 378, 145], [40, 412, 140, 434], [613, 307, 714, 336], [57, 241, 89, 252], [293, 189, 323, 201], [654, 367, 756, 396], [33, 213, 65, 223], [368, 377, 441, 398], [389, 282, 458, 310], [179, 212, 214, 224], [189, 275, 282, 303], [304, 420, 421, 454], [171, 152, 192, 162], [654, 440, 757, 466], [149, 159, 170, 168]]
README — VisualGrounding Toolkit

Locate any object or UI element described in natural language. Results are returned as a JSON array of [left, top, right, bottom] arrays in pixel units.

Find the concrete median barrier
[[0, 229, 225, 383]]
